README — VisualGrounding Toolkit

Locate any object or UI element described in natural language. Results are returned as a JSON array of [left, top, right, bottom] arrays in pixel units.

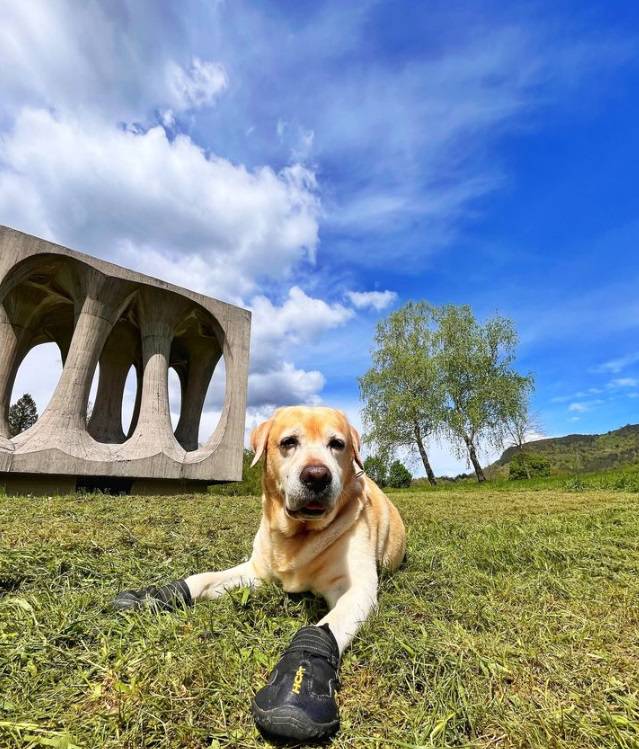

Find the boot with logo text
[[252, 624, 340, 741]]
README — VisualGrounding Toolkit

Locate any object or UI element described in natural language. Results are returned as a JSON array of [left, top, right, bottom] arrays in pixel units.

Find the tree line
[[359, 301, 533, 484]]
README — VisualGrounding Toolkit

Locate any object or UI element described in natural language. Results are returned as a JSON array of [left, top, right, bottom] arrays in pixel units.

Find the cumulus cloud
[[245, 286, 354, 407], [251, 287, 353, 353], [248, 364, 325, 408], [0, 1, 343, 419], [0, 109, 319, 300], [196, 286, 355, 418], [0, 109, 339, 411], [346, 290, 397, 311]]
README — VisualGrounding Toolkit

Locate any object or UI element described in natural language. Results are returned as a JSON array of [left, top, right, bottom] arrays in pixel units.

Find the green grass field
[[1, 483, 638, 748]]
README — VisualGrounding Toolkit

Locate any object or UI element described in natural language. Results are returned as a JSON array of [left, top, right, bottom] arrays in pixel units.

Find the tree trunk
[[519, 446, 531, 480], [414, 423, 437, 486], [465, 434, 486, 482]]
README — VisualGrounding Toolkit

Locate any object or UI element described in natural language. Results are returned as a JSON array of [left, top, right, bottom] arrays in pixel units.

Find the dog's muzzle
[[286, 463, 334, 518]]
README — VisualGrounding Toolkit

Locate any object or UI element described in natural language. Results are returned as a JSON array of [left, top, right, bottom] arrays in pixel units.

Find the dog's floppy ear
[[250, 418, 273, 467], [350, 425, 364, 471]]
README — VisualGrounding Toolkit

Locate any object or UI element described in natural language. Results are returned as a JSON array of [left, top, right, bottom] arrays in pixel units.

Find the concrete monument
[[0, 226, 250, 494]]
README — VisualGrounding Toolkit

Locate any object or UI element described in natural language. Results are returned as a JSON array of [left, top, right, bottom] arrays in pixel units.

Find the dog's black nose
[[300, 464, 332, 492]]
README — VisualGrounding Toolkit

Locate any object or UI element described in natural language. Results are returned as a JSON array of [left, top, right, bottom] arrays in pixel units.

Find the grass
[[1, 484, 638, 748], [410, 464, 639, 494]]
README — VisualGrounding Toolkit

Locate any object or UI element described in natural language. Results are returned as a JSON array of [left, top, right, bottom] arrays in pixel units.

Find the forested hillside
[[493, 424, 639, 474]]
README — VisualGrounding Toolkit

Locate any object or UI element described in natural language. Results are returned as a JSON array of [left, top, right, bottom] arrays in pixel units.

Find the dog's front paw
[[252, 624, 340, 742], [112, 579, 193, 612]]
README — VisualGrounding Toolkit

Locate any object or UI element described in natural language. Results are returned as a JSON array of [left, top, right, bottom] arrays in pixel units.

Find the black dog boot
[[113, 579, 193, 612], [252, 624, 340, 742]]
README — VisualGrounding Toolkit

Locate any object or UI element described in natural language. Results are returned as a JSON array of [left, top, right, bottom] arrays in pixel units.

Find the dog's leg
[[252, 554, 377, 742], [184, 561, 261, 601], [113, 560, 262, 612], [317, 564, 378, 654]]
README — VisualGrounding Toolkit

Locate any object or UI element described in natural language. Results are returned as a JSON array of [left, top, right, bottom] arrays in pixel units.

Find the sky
[[1, 0, 638, 476]]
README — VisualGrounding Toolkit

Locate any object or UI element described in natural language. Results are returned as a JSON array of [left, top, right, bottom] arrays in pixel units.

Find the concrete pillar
[[88, 321, 141, 444], [173, 340, 222, 451], [0, 304, 18, 446], [116, 290, 187, 461]]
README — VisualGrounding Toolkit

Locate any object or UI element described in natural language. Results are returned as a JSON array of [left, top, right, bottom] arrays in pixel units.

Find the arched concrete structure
[[0, 226, 250, 492]]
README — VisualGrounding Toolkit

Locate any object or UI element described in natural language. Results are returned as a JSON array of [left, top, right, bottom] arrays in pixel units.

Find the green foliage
[[363, 454, 388, 486], [508, 451, 551, 480], [2, 486, 639, 748], [359, 301, 531, 483], [8, 393, 38, 436], [387, 459, 412, 488], [208, 449, 262, 496], [434, 304, 533, 480], [562, 468, 639, 494], [359, 302, 441, 481]]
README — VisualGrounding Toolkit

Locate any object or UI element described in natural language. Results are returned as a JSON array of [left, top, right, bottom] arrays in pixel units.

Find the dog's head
[[250, 406, 364, 523]]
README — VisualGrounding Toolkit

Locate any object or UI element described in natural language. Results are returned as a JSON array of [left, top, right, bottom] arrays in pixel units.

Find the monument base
[[0, 472, 214, 496]]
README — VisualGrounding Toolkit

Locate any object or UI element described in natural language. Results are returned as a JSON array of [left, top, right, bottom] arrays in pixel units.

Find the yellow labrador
[[115, 406, 406, 740]]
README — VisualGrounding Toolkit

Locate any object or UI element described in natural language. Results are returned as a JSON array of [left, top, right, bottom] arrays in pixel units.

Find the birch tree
[[435, 304, 532, 482], [359, 302, 442, 486]]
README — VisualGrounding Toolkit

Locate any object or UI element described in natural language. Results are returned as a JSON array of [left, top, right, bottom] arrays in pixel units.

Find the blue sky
[[1, 1, 638, 474]]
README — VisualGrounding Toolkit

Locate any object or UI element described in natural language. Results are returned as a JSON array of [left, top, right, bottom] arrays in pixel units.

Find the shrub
[[564, 476, 585, 492], [388, 460, 412, 488], [364, 455, 388, 487], [509, 451, 551, 480]]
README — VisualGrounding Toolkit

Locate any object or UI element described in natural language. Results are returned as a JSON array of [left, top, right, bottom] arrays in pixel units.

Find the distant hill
[[491, 423, 639, 475]]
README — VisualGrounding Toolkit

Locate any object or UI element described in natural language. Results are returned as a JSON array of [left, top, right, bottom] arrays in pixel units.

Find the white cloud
[[197, 286, 355, 412], [0, 3, 230, 124], [0, 109, 319, 301], [248, 364, 325, 408], [568, 399, 603, 413], [523, 430, 547, 444], [346, 290, 397, 311], [568, 403, 588, 413], [551, 386, 604, 403], [594, 352, 639, 374], [245, 286, 354, 406], [166, 58, 228, 111], [249, 286, 353, 372], [278, 121, 315, 163], [610, 377, 638, 388]]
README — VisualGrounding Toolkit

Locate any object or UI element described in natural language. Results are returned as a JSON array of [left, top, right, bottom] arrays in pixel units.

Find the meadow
[[1, 480, 638, 748]]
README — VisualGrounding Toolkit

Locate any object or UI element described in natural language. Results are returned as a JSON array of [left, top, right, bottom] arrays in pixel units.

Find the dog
[[114, 406, 406, 741]]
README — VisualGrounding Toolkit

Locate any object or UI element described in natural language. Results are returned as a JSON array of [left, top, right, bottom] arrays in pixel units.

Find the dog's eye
[[280, 436, 298, 450], [328, 438, 345, 450]]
